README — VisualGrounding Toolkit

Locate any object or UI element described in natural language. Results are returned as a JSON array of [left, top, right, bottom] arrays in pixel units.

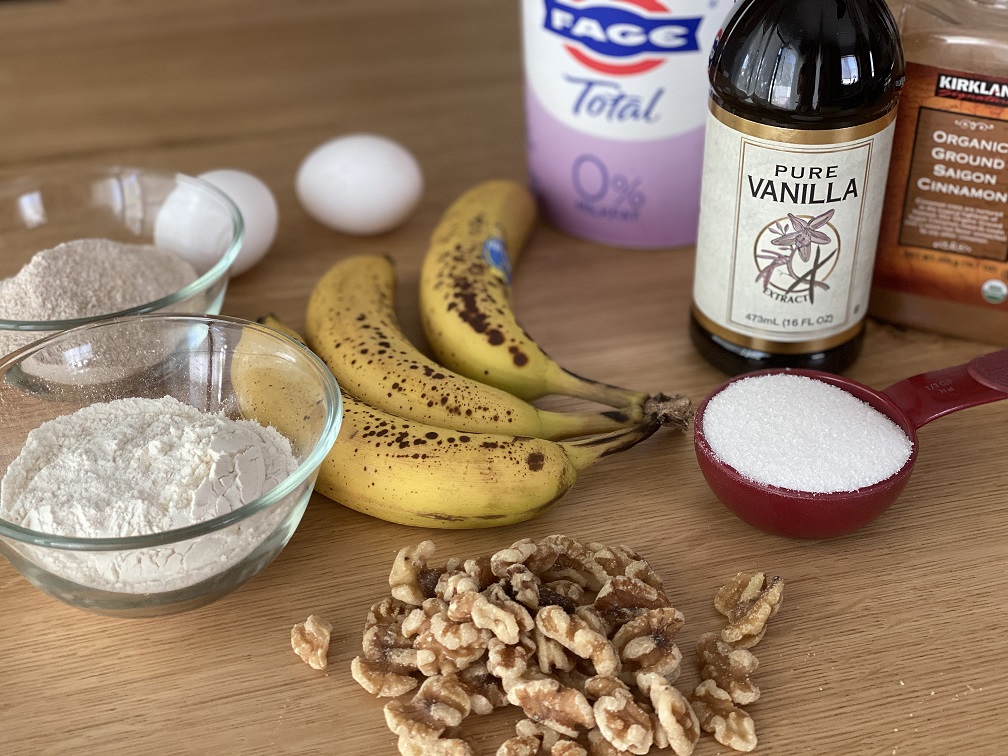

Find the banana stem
[[547, 366, 652, 408], [645, 393, 694, 431], [558, 393, 694, 470], [559, 416, 663, 472], [537, 404, 644, 440], [560, 393, 693, 471]]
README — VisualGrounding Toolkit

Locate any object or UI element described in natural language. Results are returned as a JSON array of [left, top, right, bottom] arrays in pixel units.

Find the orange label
[[874, 62, 1008, 308]]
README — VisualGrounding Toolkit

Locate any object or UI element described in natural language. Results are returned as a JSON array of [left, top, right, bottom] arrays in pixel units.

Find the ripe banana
[[317, 391, 686, 529], [231, 318, 335, 454], [305, 253, 643, 440], [256, 313, 304, 343], [419, 180, 650, 407]]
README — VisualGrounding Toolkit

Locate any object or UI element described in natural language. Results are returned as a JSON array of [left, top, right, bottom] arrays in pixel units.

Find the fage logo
[[543, 0, 703, 75]]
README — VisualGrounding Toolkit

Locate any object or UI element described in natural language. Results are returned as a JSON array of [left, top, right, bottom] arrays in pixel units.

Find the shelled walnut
[[714, 573, 784, 649], [507, 677, 597, 738], [389, 541, 442, 606], [457, 661, 508, 714], [696, 633, 760, 705], [536, 605, 621, 678], [351, 656, 419, 698], [592, 684, 654, 754], [291, 614, 332, 670], [689, 679, 757, 753], [384, 675, 474, 754], [612, 607, 685, 683], [638, 672, 701, 756], [687, 572, 785, 752]]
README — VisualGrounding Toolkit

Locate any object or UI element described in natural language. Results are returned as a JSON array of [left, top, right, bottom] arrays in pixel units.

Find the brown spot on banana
[[508, 345, 529, 367]]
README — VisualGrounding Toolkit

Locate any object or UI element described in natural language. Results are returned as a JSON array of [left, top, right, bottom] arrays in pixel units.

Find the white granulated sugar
[[0, 395, 298, 593], [0, 237, 198, 354], [701, 373, 913, 493]]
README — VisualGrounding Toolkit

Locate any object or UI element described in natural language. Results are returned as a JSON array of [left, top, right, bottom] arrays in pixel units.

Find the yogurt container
[[521, 0, 731, 248]]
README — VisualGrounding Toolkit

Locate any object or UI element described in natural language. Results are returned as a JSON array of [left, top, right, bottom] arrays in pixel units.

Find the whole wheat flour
[[0, 395, 299, 594], [0, 238, 198, 355]]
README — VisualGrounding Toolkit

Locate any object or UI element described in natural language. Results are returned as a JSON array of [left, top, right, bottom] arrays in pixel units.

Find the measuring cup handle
[[881, 348, 1008, 429]]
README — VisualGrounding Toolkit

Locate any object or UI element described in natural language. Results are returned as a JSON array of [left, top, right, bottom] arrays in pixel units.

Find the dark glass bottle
[[690, 0, 906, 375]]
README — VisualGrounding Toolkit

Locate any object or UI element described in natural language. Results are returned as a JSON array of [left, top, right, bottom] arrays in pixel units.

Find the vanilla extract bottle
[[690, 0, 906, 375]]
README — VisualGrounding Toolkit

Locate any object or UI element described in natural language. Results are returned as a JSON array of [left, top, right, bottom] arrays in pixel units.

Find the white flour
[[0, 238, 198, 355], [0, 395, 299, 594]]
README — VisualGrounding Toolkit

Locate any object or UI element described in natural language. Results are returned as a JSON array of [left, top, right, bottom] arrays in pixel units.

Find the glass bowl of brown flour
[[0, 314, 343, 617], [0, 165, 244, 357]]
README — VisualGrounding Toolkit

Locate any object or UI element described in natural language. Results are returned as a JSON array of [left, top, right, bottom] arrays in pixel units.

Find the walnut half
[[592, 685, 654, 755], [715, 573, 784, 649], [637, 672, 700, 756], [696, 633, 760, 705], [689, 679, 757, 753], [506, 677, 596, 738], [384, 674, 474, 754], [390, 541, 442, 606], [291, 614, 332, 671], [536, 604, 621, 677], [612, 606, 684, 684]]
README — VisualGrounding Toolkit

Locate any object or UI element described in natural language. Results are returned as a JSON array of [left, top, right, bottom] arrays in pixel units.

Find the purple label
[[525, 86, 705, 248]]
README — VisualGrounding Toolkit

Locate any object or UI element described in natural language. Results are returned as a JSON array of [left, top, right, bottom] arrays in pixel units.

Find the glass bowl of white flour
[[0, 165, 244, 358], [0, 314, 343, 617]]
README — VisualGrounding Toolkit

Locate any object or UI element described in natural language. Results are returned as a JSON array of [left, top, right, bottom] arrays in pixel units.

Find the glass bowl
[[0, 314, 343, 617], [0, 165, 244, 357]]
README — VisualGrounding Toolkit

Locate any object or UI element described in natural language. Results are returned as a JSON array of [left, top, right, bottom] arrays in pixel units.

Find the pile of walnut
[[350, 535, 784, 756]]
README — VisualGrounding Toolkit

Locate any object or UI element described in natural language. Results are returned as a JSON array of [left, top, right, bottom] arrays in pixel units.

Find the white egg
[[295, 133, 424, 235], [198, 169, 279, 276], [153, 180, 239, 275], [153, 169, 278, 277]]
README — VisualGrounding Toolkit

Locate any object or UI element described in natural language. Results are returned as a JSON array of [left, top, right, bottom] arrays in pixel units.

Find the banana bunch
[[247, 315, 690, 529], [241, 179, 693, 529], [418, 180, 651, 407]]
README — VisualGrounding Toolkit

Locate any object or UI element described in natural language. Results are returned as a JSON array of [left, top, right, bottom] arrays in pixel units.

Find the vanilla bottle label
[[692, 102, 897, 351]]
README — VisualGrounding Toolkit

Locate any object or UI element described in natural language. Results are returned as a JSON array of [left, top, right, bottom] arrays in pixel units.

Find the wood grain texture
[[0, 1, 1005, 754]]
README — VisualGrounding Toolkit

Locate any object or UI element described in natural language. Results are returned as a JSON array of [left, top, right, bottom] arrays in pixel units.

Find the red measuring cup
[[693, 348, 1008, 539]]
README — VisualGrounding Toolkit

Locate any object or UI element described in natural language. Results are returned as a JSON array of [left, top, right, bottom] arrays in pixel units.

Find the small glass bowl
[[0, 165, 244, 357], [0, 314, 342, 617]]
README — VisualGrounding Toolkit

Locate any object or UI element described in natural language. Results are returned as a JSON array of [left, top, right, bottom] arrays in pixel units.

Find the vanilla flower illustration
[[755, 210, 837, 301], [770, 209, 835, 262]]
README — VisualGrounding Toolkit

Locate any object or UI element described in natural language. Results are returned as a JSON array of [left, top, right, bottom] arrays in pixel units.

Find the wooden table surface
[[1, 1, 1004, 754]]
